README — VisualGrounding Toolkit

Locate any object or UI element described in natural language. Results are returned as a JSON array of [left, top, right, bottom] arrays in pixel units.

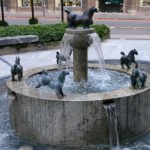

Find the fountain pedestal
[[65, 28, 94, 82], [73, 48, 88, 81]]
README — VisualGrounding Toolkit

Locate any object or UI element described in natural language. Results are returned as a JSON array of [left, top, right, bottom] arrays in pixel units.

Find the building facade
[[2, 0, 150, 13]]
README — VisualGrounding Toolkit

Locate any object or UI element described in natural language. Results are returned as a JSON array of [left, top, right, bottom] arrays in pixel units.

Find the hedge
[[0, 23, 110, 48]]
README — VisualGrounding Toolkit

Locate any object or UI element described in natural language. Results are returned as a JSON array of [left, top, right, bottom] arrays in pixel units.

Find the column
[[73, 48, 88, 82], [82, 0, 96, 11], [140, 0, 143, 6], [47, 0, 55, 12], [126, 0, 139, 13], [82, 0, 88, 11], [7, 0, 17, 12], [87, 0, 96, 7]]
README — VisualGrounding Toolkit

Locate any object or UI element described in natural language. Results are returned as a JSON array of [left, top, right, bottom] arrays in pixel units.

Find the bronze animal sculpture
[[56, 51, 66, 64], [65, 7, 98, 28], [11, 56, 23, 81], [120, 49, 138, 69], [130, 68, 147, 89], [56, 50, 72, 65], [36, 70, 69, 99]]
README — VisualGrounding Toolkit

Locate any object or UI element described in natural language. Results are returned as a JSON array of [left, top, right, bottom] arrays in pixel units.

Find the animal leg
[[134, 62, 138, 68], [12, 75, 15, 81], [126, 64, 130, 70], [130, 76, 136, 88], [121, 65, 124, 70], [56, 89, 63, 99], [120, 60, 124, 69], [60, 88, 65, 97], [83, 23, 89, 29], [18, 75, 21, 81], [136, 79, 141, 88], [20, 71, 23, 77], [120, 63, 124, 69]]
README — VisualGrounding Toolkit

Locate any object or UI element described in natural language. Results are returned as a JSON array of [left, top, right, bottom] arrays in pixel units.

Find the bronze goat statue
[[36, 70, 69, 99], [120, 49, 138, 70], [11, 56, 23, 81], [65, 7, 98, 29], [130, 68, 147, 89]]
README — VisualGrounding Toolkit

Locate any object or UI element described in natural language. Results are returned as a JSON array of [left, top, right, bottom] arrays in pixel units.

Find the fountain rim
[[7, 63, 150, 102], [65, 27, 95, 35]]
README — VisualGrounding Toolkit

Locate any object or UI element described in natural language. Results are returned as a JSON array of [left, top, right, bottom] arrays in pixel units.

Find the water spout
[[103, 100, 121, 150], [88, 33, 105, 72], [58, 33, 73, 70]]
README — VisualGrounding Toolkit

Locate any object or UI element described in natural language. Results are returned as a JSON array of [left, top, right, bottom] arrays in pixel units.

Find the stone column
[[82, 0, 88, 11], [47, 0, 55, 12], [66, 28, 94, 82], [87, 0, 96, 7], [73, 48, 88, 81], [82, 0, 96, 12], [126, 0, 139, 13], [7, 0, 17, 12]]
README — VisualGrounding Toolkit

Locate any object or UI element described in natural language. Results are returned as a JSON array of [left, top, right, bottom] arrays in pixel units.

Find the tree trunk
[[31, 0, 34, 19], [0, 0, 4, 21]]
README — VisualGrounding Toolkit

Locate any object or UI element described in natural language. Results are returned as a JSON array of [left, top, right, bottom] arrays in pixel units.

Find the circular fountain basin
[[7, 64, 150, 147]]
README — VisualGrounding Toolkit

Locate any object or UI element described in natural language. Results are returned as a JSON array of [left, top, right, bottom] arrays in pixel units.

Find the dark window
[[63, 0, 82, 6], [143, 0, 150, 6], [22, 0, 42, 7]]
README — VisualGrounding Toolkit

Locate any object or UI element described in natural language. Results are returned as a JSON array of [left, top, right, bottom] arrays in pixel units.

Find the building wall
[[3, 0, 150, 13], [47, 0, 55, 11], [7, 0, 17, 12]]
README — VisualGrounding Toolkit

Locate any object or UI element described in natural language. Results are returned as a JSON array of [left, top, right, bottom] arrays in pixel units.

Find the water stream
[[58, 32, 105, 73], [88, 33, 106, 72], [58, 33, 73, 70], [103, 102, 121, 150], [28, 69, 130, 94]]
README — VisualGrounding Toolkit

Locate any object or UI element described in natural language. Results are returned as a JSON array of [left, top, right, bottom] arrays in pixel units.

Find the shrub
[[0, 20, 9, 27], [0, 23, 110, 49], [92, 24, 110, 39], [29, 18, 38, 25]]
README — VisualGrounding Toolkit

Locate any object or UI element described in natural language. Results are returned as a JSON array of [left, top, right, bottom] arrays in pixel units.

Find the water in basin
[[28, 69, 130, 95]]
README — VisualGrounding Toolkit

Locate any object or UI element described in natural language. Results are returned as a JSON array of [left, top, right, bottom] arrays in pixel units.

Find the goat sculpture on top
[[65, 6, 98, 29]]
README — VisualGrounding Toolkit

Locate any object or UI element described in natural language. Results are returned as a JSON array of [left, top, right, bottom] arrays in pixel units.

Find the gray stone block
[[0, 35, 39, 46]]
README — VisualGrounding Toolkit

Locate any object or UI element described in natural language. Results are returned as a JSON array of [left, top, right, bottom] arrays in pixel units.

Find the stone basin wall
[[7, 64, 150, 147]]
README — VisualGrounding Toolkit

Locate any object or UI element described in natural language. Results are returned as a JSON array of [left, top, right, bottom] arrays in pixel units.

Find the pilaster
[[7, 0, 17, 12], [82, 0, 96, 11], [126, 0, 139, 13], [47, 0, 55, 11]]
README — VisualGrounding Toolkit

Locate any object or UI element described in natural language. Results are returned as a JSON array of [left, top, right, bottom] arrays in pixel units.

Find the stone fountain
[[7, 7, 150, 148]]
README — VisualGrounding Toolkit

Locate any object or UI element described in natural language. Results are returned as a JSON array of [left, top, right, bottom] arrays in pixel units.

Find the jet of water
[[103, 102, 121, 150]]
